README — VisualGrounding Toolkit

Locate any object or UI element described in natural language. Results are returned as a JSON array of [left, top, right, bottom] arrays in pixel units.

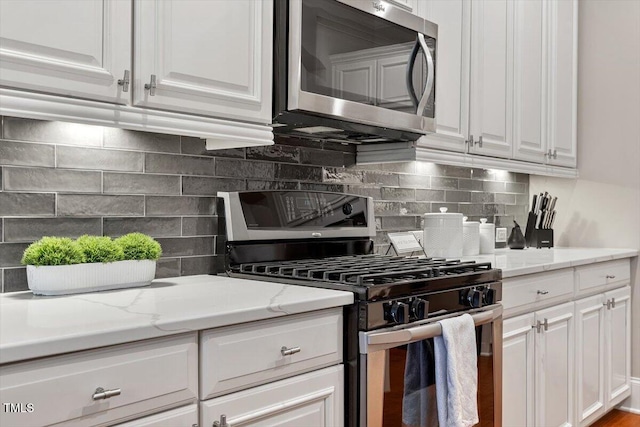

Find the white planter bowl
[[26, 260, 157, 296]]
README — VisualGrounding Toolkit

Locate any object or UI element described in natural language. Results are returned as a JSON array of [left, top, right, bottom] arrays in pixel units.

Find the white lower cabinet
[[535, 301, 575, 427], [503, 301, 575, 427], [503, 258, 632, 427], [114, 404, 198, 427], [0, 333, 198, 427], [575, 286, 631, 427], [201, 365, 344, 427]]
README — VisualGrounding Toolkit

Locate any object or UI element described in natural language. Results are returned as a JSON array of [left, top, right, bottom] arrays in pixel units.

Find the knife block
[[530, 229, 554, 249]]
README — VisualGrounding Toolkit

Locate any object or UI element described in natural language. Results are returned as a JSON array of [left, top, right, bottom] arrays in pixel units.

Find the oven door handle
[[359, 305, 503, 354]]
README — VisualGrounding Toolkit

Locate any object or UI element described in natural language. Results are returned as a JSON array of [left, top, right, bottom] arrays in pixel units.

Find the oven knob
[[467, 290, 483, 308], [388, 301, 408, 324], [483, 288, 496, 305], [410, 298, 427, 320]]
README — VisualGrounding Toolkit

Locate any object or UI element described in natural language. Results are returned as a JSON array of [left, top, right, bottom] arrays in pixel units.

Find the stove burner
[[233, 254, 493, 287]]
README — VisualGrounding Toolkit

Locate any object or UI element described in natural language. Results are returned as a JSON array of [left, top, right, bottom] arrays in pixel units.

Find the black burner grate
[[233, 254, 493, 287]]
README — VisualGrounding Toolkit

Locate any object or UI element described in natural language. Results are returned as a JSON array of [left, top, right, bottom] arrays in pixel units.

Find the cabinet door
[[200, 365, 343, 427], [134, 0, 273, 124], [0, 0, 131, 104], [604, 286, 631, 408], [575, 295, 606, 427], [547, 0, 578, 167], [332, 60, 376, 105], [469, 0, 514, 158], [503, 313, 535, 427], [417, 0, 471, 152], [513, 0, 548, 164], [535, 301, 575, 427]]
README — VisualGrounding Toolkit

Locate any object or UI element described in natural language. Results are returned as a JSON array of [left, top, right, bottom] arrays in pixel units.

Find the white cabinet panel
[[604, 286, 631, 408], [114, 404, 198, 427], [134, 0, 273, 123], [0, 0, 131, 104], [333, 60, 376, 105], [469, 0, 514, 158], [575, 294, 606, 426], [418, 0, 470, 152], [201, 365, 344, 427], [513, 0, 547, 163], [548, 0, 578, 167], [535, 301, 574, 427], [503, 313, 535, 427], [0, 333, 198, 427], [200, 308, 343, 399]]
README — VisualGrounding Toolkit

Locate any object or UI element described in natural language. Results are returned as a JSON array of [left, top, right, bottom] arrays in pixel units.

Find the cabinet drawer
[[0, 333, 198, 427], [114, 403, 198, 427], [200, 308, 343, 399], [502, 269, 574, 314], [200, 365, 344, 427], [575, 259, 630, 293]]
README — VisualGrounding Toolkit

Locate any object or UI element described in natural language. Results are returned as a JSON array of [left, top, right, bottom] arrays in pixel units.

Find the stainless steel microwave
[[273, 0, 438, 144]]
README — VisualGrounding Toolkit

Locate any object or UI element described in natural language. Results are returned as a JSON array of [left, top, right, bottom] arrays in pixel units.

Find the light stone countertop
[[0, 274, 353, 365], [462, 247, 638, 278]]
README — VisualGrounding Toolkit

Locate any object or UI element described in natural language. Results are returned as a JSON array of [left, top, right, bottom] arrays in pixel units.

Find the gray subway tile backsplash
[[145, 153, 215, 176], [0, 116, 530, 293], [4, 218, 102, 242], [0, 140, 55, 167], [0, 192, 55, 216], [145, 196, 217, 216], [57, 146, 144, 172], [104, 172, 180, 195], [103, 217, 182, 238], [3, 167, 102, 193], [57, 194, 144, 217]]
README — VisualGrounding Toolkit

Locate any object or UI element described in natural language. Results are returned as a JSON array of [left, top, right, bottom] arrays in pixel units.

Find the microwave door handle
[[360, 307, 501, 354], [416, 33, 434, 116], [405, 37, 421, 109]]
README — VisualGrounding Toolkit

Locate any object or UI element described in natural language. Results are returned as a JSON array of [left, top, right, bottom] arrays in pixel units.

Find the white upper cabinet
[[0, 0, 131, 104], [547, 0, 578, 167], [134, 0, 273, 124], [417, 0, 471, 152], [468, 0, 514, 159], [513, 0, 548, 163]]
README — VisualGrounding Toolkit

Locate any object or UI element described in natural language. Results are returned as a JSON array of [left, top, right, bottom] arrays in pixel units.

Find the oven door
[[359, 305, 503, 427], [287, 0, 437, 134]]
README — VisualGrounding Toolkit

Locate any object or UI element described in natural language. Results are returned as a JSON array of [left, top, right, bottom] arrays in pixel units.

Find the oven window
[[239, 191, 368, 229], [368, 333, 494, 426], [300, 0, 435, 119]]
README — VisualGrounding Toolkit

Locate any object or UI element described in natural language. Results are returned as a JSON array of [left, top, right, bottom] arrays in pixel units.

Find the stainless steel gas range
[[218, 190, 503, 427]]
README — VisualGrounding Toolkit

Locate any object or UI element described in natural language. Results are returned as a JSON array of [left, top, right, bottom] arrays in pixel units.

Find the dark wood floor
[[379, 347, 638, 426], [590, 409, 640, 427]]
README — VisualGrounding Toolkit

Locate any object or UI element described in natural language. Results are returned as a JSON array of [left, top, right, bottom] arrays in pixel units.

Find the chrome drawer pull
[[281, 346, 301, 356], [606, 275, 616, 279], [537, 290, 549, 295], [213, 414, 230, 427], [611, 298, 616, 308], [92, 387, 121, 400]]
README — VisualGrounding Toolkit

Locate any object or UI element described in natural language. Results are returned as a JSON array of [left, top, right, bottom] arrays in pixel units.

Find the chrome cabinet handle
[[604, 299, 612, 309], [606, 275, 616, 279], [144, 74, 157, 96], [117, 70, 130, 92], [611, 297, 616, 308], [213, 414, 229, 427], [537, 290, 549, 295], [475, 136, 483, 147], [553, 149, 557, 159], [92, 387, 121, 400], [535, 318, 549, 333], [281, 346, 301, 356]]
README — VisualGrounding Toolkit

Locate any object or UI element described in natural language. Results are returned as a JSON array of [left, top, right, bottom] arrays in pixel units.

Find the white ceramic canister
[[422, 207, 463, 258], [479, 218, 495, 254], [462, 217, 480, 256]]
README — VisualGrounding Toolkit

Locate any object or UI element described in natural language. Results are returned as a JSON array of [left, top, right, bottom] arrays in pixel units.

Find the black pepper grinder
[[508, 220, 526, 249]]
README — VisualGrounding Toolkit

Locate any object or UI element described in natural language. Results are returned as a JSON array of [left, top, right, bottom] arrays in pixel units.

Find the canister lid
[[479, 218, 494, 228], [423, 207, 463, 218]]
